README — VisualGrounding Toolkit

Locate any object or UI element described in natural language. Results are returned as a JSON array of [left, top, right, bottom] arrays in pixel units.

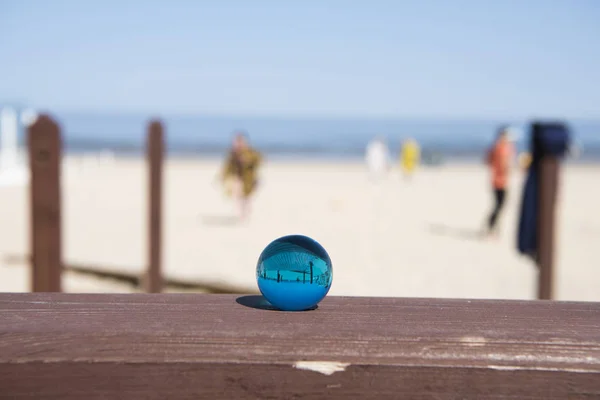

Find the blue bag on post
[[517, 122, 570, 260]]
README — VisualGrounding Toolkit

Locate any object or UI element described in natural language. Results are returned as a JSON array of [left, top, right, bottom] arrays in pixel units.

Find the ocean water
[[257, 279, 329, 311], [18, 112, 600, 161]]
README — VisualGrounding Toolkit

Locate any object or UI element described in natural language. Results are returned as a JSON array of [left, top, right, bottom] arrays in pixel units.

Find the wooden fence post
[[144, 120, 164, 293], [28, 115, 62, 292], [537, 157, 559, 300]]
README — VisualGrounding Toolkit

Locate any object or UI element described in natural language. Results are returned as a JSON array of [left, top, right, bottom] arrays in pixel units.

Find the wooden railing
[[1, 293, 599, 399]]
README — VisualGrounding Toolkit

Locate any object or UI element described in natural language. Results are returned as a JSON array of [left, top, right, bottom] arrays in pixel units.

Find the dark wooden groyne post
[[144, 120, 164, 293], [530, 122, 569, 300], [28, 115, 62, 292], [537, 157, 559, 300]]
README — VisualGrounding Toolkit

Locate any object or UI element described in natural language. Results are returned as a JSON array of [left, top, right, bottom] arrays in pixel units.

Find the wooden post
[[537, 157, 559, 300], [28, 115, 62, 292], [144, 120, 164, 293]]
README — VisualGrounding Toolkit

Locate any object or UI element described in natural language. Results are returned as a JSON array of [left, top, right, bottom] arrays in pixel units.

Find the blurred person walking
[[221, 131, 262, 220], [365, 136, 390, 181], [484, 127, 515, 237], [400, 138, 420, 179]]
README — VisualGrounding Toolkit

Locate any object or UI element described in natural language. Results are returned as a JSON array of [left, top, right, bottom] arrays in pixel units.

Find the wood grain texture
[[1, 294, 599, 399], [27, 115, 62, 292], [144, 120, 164, 293]]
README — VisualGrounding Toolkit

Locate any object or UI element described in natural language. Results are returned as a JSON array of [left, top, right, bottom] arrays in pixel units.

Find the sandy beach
[[0, 157, 598, 301]]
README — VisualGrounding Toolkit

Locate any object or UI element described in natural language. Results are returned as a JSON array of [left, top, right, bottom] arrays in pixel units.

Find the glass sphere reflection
[[256, 235, 333, 311]]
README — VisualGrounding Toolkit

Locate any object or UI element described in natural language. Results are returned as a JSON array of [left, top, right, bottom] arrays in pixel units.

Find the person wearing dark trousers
[[488, 188, 506, 231], [485, 128, 515, 237]]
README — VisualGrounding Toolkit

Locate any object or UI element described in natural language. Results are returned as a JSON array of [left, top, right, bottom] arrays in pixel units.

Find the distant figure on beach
[[221, 132, 262, 219], [365, 136, 390, 181], [484, 127, 515, 237], [400, 138, 420, 179], [518, 151, 532, 171]]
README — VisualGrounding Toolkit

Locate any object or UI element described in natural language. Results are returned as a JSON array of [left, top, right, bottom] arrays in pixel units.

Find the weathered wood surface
[[0, 294, 599, 399], [144, 120, 164, 293], [27, 115, 62, 292]]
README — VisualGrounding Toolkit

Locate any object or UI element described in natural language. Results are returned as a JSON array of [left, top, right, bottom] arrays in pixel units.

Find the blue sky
[[1, 0, 599, 118]]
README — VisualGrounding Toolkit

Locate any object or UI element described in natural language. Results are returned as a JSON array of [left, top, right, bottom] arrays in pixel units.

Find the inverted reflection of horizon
[[258, 268, 331, 287]]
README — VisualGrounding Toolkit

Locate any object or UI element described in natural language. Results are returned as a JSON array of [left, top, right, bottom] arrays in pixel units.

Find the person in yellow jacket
[[400, 138, 420, 179], [221, 132, 262, 219]]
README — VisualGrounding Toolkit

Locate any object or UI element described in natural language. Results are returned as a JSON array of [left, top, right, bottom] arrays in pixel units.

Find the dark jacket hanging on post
[[517, 122, 570, 260]]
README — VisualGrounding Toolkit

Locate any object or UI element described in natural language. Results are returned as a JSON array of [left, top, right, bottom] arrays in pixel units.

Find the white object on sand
[[365, 137, 390, 181], [0, 107, 29, 187]]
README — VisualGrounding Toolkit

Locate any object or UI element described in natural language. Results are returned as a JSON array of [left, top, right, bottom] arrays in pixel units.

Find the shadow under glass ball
[[256, 235, 333, 311]]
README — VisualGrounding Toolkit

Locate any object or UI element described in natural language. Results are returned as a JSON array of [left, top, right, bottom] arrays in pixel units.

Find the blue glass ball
[[256, 235, 333, 311]]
